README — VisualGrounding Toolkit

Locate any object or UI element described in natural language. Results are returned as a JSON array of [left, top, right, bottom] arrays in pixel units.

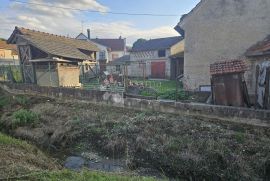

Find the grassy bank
[[28, 170, 157, 181], [0, 133, 158, 181], [0, 133, 60, 179], [1, 88, 270, 180]]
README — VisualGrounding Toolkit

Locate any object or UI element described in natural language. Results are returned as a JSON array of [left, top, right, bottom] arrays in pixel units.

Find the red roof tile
[[246, 35, 270, 57], [210, 59, 247, 75]]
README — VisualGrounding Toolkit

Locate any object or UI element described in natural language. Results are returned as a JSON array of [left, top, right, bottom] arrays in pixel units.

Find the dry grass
[[0, 133, 60, 179], [1, 89, 270, 180]]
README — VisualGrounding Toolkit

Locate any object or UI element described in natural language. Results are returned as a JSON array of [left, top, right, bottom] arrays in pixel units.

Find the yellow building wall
[[57, 64, 80, 87], [0, 49, 18, 60], [170, 40, 185, 56]]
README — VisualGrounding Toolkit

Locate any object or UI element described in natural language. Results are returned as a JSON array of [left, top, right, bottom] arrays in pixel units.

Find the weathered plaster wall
[[180, 0, 270, 91], [58, 65, 80, 87]]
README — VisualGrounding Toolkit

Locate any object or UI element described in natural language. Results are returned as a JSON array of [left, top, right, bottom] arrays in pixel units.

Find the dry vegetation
[[1, 88, 270, 180]]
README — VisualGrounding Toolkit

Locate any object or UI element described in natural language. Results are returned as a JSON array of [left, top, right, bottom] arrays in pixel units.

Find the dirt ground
[[1, 88, 270, 180]]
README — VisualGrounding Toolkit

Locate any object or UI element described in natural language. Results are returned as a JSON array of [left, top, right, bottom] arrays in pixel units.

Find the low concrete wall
[[1, 82, 270, 124], [0, 82, 124, 107]]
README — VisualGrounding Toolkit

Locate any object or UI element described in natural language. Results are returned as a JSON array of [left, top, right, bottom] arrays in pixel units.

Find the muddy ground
[[0, 88, 270, 180]]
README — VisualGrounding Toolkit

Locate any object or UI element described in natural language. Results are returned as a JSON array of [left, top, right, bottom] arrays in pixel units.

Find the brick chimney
[[87, 29, 91, 39]]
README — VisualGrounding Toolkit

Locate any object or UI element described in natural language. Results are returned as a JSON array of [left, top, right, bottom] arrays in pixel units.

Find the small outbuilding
[[8, 27, 99, 87], [210, 59, 249, 107]]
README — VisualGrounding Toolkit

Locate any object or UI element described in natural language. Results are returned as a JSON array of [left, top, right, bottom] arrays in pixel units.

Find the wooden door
[[151, 62, 165, 79]]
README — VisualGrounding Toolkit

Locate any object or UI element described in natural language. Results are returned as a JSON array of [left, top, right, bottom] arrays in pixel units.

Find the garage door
[[151, 62, 165, 79]]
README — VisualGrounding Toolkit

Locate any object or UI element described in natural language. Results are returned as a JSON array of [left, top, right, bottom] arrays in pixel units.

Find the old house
[[175, 0, 270, 93], [0, 40, 19, 65], [76, 29, 109, 73], [91, 37, 127, 62], [129, 36, 184, 79], [7, 27, 99, 87]]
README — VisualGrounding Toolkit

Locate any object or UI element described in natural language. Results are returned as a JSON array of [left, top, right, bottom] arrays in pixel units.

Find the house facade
[[0, 40, 19, 65], [8, 27, 99, 87], [76, 32, 109, 74], [76, 32, 109, 62], [91, 37, 127, 62], [175, 0, 270, 93], [128, 37, 184, 80]]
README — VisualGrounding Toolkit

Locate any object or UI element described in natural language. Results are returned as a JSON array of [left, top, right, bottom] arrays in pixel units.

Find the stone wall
[[1, 82, 270, 125], [179, 0, 270, 91]]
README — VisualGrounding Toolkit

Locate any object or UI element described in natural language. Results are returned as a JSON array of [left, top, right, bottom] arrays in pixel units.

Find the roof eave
[[246, 51, 270, 57]]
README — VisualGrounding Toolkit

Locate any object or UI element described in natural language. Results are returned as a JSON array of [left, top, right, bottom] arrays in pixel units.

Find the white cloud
[[11, 0, 109, 18], [0, 0, 179, 45], [89, 22, 179, 45]]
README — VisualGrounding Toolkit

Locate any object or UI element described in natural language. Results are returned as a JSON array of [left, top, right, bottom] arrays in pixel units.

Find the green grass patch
[[233, 132, 246, 144], [131, 79, 177, 94], [131, 79, 189, 100], [0, 132, 28, 147], [12, 109, 39, 129], [28, 170, 158, 181], [14, 95, 29, 106]]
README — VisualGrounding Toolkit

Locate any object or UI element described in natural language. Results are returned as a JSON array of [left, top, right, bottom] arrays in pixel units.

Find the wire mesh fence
[[0, 65, 23, 83], [0, 63, 186, 100]]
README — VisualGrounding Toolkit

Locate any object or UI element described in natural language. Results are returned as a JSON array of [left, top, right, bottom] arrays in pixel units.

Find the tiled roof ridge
[[210, 59, 247, 75], [17, 26, 74, 40]]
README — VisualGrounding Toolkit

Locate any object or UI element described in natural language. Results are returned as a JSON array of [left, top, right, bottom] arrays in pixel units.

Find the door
[[151, 61, 165, 79]]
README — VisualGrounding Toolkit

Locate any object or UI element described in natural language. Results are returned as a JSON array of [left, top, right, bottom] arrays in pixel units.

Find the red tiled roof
[[246, 35, 270, 57], [0, 40, 17, 50], [210, 59, 247, 75]]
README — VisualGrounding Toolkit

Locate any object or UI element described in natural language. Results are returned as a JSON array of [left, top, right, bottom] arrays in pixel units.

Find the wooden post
[[255, 65, 260, 108], [264, 67, 270, 109], [48, 62, 52, 87], [143, 62, 146, 85]]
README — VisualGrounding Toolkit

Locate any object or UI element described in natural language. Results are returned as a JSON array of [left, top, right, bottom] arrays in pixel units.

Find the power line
[[10, 0, 180, 17]]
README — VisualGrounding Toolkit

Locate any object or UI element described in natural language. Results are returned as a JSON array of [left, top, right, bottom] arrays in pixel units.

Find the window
[[112, 54, 119, 60], [99, 51, 106, 60], [158, 50, 166, 57], [116, 65, 121, 72]]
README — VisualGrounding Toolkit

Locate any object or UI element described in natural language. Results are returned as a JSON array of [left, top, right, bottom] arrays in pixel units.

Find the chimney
[[87, 29, 90, 39]]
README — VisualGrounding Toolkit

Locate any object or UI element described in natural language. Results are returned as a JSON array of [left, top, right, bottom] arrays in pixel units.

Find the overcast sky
[[0, 0, 200, 45]]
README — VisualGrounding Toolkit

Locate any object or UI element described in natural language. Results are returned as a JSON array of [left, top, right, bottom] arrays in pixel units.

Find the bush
[[14, 96, 29, 106], [12, 109, 39, 129]]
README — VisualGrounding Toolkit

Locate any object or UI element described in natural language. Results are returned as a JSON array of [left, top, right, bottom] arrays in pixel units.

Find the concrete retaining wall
[[1, 82, 270, 124]]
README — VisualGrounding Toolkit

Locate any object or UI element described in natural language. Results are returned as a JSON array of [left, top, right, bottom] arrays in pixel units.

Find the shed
[[210, 60, 249, 107], [7, 27, 99, 87]]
